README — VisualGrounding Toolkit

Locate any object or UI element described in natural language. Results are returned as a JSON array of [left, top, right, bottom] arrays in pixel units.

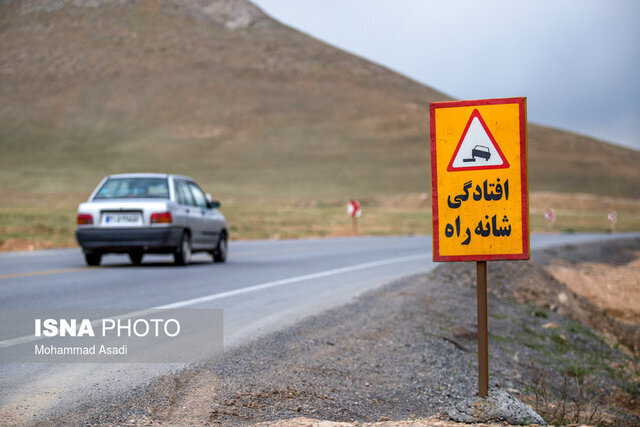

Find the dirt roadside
[[40, 238, 640, 426], [542, 239, 640, 325]]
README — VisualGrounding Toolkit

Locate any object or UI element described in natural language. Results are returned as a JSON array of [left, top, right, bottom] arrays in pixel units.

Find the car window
[[188, 182, 208, 209], [176, 181, 196, 206], [174, 181, 185, 204], [94, 178, 169, 199], [174, 181, 186, 205]]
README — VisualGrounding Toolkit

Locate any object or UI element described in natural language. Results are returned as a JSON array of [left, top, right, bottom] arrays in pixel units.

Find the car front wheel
[[174, 231, 192, 266]]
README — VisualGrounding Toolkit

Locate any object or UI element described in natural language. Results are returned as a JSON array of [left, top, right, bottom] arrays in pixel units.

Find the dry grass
[[1, 191, 638, 252], [530, 192, 640, 233], [526, 359, 603, 426]]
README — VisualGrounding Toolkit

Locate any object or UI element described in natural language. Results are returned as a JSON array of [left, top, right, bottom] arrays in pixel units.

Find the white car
[[76, 173, 228, 266]]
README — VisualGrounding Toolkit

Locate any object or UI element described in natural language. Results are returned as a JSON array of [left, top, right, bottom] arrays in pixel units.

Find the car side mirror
[[208, 200, 221, 209]]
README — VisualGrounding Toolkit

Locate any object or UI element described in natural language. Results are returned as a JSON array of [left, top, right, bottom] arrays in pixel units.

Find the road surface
[[0, 233, 637, 421]]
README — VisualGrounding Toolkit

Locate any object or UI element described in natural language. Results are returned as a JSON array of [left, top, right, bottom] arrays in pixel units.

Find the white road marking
[[156, 253, 428, 309], [0, 253, 428, 349]]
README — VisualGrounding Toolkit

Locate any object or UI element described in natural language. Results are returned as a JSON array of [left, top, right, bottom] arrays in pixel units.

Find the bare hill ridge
[[1, 0, 638, 199]]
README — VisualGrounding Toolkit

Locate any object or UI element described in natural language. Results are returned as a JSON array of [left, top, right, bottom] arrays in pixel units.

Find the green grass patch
[[489, 333, 511, 343], [622, 380, 640, 397], [533, 308, 548, 319], [550, 332, 569, 348], [564, 363, 592, 379], [490, 312, 510, 320]]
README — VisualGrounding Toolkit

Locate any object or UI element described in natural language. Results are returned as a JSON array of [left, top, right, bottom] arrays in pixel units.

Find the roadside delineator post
[[430, 97, 529, 398], [544, 208, 555, 231], [608, 210, 617, 233], [348, 200, 361, 234]]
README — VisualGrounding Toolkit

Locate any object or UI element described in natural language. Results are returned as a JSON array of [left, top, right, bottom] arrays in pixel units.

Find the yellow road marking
[[0, 267, 95, 280], [0, 250, 276, 280], [0, 243, 390, 280]]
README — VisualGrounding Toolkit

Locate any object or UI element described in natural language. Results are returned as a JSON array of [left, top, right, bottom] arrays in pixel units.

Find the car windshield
[[93, 178, 170, 200]]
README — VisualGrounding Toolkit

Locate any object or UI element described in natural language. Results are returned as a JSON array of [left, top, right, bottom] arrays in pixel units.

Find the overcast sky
[[252, 0, 640, 151]]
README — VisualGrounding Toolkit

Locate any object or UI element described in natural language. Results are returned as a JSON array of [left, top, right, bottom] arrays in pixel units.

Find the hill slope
[[1, 0, 638, 200]]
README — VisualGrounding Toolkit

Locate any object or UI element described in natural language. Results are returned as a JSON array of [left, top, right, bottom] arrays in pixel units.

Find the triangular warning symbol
[[447, 109, 509, 172]]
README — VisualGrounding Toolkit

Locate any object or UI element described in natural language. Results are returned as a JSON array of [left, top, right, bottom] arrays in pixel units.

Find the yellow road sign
[[430, 98, 529, 261]]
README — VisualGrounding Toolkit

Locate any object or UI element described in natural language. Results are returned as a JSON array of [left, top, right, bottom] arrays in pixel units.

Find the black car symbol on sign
[[463, 145, 491, 162]]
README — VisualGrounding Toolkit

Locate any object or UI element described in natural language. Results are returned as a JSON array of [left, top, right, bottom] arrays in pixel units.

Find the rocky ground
[[40, 237, 640, 426]]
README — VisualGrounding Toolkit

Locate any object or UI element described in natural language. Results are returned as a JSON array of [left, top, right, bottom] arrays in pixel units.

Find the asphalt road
[[0, 233, 637, 421]]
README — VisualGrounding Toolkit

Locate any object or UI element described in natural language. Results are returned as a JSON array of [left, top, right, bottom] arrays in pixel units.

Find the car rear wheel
[[211, 232, 228, 263], [174, 231, 192, 266], [129, 251, 143, 265], [84, 252, 102, 266]]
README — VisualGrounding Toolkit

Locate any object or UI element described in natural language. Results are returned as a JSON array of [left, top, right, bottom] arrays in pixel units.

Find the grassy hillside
[[1, 0, 638, 203]]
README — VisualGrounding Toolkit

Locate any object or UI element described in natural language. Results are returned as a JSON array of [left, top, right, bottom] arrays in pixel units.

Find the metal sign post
[[430, 97, 529, 398], [476, 260, 489, 397]]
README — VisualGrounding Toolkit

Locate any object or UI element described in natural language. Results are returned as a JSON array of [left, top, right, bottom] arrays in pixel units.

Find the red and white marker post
[[544, 208, 555, 231], [608, 210, 617, 233], [348, 200, 361, 234]]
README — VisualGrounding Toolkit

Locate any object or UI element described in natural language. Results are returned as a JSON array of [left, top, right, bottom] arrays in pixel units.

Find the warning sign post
[[431, 98, 529, 261], [430, 97, 529, 398]]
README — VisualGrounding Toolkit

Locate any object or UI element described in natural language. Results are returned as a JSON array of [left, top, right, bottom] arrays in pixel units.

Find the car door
[[187, 181, 222, 249], [174, 180, 201, 243], [171, 179, 192, 229]]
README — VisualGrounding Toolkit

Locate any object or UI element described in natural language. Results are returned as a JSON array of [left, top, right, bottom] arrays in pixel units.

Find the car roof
[[105, 173, 194, 181]]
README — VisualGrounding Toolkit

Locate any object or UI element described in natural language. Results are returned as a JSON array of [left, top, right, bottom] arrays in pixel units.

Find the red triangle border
[[446, 109, 510, 172]]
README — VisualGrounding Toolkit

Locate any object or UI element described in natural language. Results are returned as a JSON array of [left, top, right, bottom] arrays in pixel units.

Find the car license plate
[[101, 213, 143, 227]]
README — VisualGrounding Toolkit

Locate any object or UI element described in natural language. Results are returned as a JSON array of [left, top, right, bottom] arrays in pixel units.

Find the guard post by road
[[430, 97, 530, 398], [348, 200, 361, 234]]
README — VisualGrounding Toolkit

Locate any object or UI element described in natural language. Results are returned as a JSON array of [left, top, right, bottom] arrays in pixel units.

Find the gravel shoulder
[[41, 237, 640, 426]]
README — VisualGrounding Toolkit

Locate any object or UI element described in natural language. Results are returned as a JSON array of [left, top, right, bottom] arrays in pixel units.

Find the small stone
[[377, 416, 391, 422], [542, 321, 558, 329]]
